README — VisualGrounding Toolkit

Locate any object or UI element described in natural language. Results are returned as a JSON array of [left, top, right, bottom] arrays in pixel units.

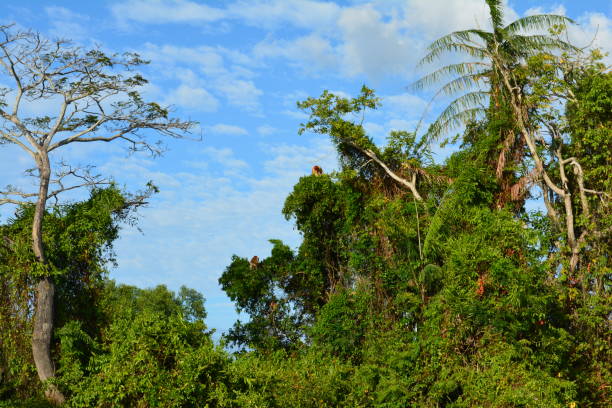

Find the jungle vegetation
[[0, 1, 610, 406]]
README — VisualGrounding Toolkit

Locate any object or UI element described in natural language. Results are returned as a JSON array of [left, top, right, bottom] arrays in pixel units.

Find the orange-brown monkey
[[249, 256, 259, 270]]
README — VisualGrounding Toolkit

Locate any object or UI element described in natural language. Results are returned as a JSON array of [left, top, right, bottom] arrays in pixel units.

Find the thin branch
[[0, 108, 40, 151], [565, 158, 590, 218], [48, 122, 126, 151], [0, 190, 37, 198], [360, 145, 423, 201], [43, 95, 69, 148], [539, 181, 561, 231], [0, 132, 36, 158], [0, 198, 29, 206], [47, 181, 111, 204]]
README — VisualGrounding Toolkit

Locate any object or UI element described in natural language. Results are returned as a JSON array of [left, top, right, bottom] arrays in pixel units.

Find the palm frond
[[426, 30, 492, 54], [438, 91, 489, 119], [437, 73, 488, 96], [411, 62, 489, 91], [415, 3, 577, 145], [447, 29, 493, 45], [426, 107, 485, 144], [420, 42, 489, 66], [486, 0, 505, 30], [508, 34, 578, 55], [425, 92, 488, 142], [504, 14, 574, 34]]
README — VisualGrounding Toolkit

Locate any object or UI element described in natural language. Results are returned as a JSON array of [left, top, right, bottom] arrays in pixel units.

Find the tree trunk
[[30, 152, 65, 405], [32, 277, 64, 404]]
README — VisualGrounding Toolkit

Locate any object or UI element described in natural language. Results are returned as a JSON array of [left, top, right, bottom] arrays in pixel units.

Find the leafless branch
[[0, 132, 35, 157], [0, 198, 29, 206], [0, 189, 37, 198], [359, 144, 423, 201]]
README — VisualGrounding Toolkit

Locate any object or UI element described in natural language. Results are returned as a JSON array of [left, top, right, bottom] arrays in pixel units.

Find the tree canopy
[[0, 3, 610, 407]]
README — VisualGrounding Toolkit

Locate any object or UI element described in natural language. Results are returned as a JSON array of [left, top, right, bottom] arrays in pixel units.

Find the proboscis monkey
[[249, 256, 259, 270]]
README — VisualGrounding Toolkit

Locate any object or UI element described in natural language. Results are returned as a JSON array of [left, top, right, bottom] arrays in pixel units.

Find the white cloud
[[141, 44, 228, 76], [404, 0, 519, 39], [525, 5, 567, 17], [111, 0, 608, 83], [338, 5, 418, 78], [257, 125, 277, 136], [251, 3, 418, 79], [213, 77, 263, 113], [19, 94, 65, 118], [0, 145, 35, 220], [208, 124, 249, 136], [327, 89, 351, 99], [228, 0, 341, 31], [281, 90, 310, 108], [109, 0, 533, 81], [138, 43, 263, 113], [363, 121, 386, 140], [282, 109, 309, 120], [254, 34, 338, 72], [571, 12, 612, 58], [384, 93, 428, 116], [111, 0, 225, 24], [45, 6, 90, 41], [111, 0, 341, 32], [202, 147, 249, 171], [260, 138, 337, 178], [165, 84, 219, 112], [247, 0, 505, 80], [522, 7, 612, 62], [387, 118, 420, 132]]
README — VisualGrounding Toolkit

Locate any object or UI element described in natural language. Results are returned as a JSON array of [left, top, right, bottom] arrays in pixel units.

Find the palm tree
[[413, 0, 574, 208]]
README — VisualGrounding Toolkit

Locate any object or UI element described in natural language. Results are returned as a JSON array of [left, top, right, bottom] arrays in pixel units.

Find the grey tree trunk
[[30, 153, 65, 405]]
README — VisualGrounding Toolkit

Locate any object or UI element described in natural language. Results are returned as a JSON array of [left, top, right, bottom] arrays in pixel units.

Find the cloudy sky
[[0, 0, 610, 336]]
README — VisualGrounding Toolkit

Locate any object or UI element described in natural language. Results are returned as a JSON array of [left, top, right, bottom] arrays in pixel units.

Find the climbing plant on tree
[[0, 187, 136, 401], [0, 25, 194, 404]]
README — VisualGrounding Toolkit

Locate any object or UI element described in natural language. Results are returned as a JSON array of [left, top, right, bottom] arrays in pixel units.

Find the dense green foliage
[[1, 188, 128, 401], [1, 2, 610, 406]]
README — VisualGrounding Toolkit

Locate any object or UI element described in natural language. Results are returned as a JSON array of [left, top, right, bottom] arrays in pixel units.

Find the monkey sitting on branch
[[249, 256, 259, 270], [311, 165, 323, 176]]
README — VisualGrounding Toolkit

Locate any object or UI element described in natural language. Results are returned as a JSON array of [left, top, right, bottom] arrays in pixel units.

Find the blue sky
[[0, 0, 610, 336]]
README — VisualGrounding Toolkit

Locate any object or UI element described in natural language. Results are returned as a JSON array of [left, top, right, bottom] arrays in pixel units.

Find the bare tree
[[0, 25, 195, 404]]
